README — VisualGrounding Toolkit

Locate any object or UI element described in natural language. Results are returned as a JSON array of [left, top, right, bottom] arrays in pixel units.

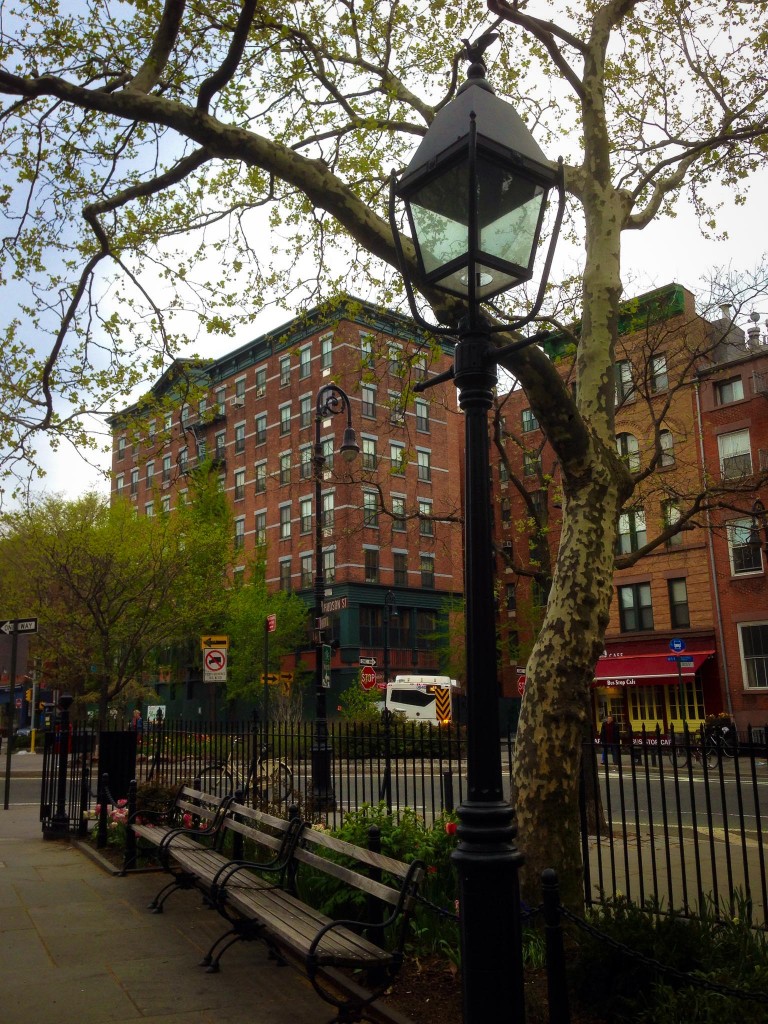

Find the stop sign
[[517, 674, 526, 696], [361, 666, 377, 690]]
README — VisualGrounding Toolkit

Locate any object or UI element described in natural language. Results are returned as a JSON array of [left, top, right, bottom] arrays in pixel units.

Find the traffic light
[[25, 688, 32, 702]]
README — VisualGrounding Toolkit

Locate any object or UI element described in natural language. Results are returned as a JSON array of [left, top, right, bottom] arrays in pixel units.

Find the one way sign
[[0, 618, 38, 635]]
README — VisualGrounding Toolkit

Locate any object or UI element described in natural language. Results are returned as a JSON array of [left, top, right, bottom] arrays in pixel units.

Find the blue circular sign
[[669, 637, 686, 653]]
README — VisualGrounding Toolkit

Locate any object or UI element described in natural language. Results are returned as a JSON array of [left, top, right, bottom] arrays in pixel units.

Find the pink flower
[[428, 865, 437, 875], [182, 812, 194, 828], [117, 799, 128, 808], [94, 804, 101, 815], [445, 821, 457, 836]]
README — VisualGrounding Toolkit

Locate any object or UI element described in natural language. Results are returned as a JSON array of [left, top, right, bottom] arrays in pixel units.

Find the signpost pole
[[3, 626, 19, 810], [263, 617, 269, 728]]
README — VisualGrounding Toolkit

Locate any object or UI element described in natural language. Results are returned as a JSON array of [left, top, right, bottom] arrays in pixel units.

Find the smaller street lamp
[[748, 499, 768, 558], [312, 384, 359, 810]]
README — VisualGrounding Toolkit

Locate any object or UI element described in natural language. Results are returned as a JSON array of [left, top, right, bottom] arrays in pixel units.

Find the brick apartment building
[[108, 297, 464, 717], [490, 284, 768, 735]]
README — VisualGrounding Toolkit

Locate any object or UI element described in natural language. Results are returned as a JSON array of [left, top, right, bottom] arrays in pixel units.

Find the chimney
[[719, 302, 732, 320]]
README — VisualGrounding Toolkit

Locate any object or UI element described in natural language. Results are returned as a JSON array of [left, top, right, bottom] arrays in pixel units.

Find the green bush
[[571, 894, 768, 1023]]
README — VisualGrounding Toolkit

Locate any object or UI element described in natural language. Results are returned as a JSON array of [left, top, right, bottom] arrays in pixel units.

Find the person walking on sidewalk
[[600, 714, 620, 766]]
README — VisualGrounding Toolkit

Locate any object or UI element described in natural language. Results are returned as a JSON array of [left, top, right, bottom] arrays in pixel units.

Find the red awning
[[593, 650, 715, 688]]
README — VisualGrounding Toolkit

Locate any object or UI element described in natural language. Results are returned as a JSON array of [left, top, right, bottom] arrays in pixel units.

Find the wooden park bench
[[130, 796, 426, 1022]]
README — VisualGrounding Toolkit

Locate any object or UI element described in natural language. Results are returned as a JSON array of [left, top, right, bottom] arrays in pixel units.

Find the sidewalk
[[0, 756, 404, 1024]]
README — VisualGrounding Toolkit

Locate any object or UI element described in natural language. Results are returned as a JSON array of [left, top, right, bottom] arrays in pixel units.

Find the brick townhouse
[[108, 297, 464, 717], [491, 284, 768, 736]]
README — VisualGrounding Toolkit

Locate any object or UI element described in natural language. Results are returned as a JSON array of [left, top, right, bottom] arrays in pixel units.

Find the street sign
[[667, 655, 694, 664], [361, 666, 377, 690], [266, 614, 277, 633], [260, 673, 279, 686], [0, 618, 38, 635], [669, 637, 686, 653], [203, 647, 227, 682], [201, 634, 229, 650], [322, 644, 332, 688], [359, 657, 377, 667], [321, 596, 348, 614]]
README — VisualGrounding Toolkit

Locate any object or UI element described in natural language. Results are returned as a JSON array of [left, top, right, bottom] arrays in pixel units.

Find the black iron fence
[[40, 717, 768, 925]]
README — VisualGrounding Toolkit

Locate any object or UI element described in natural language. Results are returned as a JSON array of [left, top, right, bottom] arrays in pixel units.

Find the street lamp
[[312, 383, 359, 810], [389, 33, 563, 1024], [380, 591, 398, 814], [748, 499, 768, 558]]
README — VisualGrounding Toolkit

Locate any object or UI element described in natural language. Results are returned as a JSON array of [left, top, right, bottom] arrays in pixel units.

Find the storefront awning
[[594, 650, 715, 687]]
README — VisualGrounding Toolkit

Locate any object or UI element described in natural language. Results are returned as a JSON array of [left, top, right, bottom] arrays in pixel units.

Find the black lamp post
[[380, 590, 397, 814], [389, 33, 563, 1023], [312, 384, 359, 810], [748, 499, 768, 558]]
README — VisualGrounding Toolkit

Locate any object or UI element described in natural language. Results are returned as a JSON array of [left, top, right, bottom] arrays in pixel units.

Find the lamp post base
[[309, 742, 336, 811]]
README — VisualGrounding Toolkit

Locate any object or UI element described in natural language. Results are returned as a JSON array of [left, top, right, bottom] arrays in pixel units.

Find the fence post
[[97, 772, 110, 849], [123, 779, 138, 872], [541, 868, 571, 1024], [442, 770, 454, 813], [77, 727, 91, 837]]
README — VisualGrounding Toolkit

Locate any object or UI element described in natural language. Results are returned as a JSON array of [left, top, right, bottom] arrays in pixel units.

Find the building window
[[739, 623, 768, 688], [417, 609, 438, 649], [300, 497, 312, 534], [659, 429, 675, 467], [161, 495, 171, 514], [255, 461, 266, 494], [299, 346, 311, 379], [322, 492, 334, 531], [322, 437, 334, 471], [279, 504, 291, 540], [234, 422, 246, 453], [394, 552, 408, 587], [662, 499, 683, 548], [216, 389, 226, 416], [279, 453, 291, 485], [145, 502, 154, 517], [235, 378, 246, 401], [362, 385, 376, 418], [300, 445, 312, 480], [181, 403, 191, 428], [417, 449, 431, 482], [362, 436, 378, 471], [162, 455, 172, 483], [214, 431, 226, 461], [300, 395, 312, 429], [117, 436, 126, 460], [363, 490, 378, 527], [501, 496, 512, 526], [650, 354, 668, 393], [255, 366, 267, 398], [146, 462, 154, 488], [255, 413, 267, 445], [616, 509, 647, 554], [716, 377, 744, 405], [532, 578, 550, 608], [506, 583, 517, 611], [523, 451, 540, 476], [389, 393, 406, 426], [617, 432, 640, 472], [359, 606, 383, 646], [280, 356, 291, 386], [279, 404, 291, 435], [413, 355, 427, 381], [522, 408, 539, 432], [618, 582, 653, 632], [615, 359, 634, 404], [300, 553, 313, 589], [415, 399, 430, 433], [420, 553, 435, 589], [391, 442, 406, 475], [323, 548, 335, 583], [364, 548, 380, 584], [116, 474, 124, 496], [388, 344, 402, 376], [234, 518, 245, 550], [361, 333, 374, 369], [419, 499, 433, 537], [727, 518, 763, 575], [321, 334, 333, 369], [668, 578, 690, 628], [255, 510, 266, 546], [392, 496, 406, 532], [718, 429, 752, 479], [279, 559, 292, 591], [499, 460, 509, 484], [234, 468, 245, 501], [127, 468, 137, 495]]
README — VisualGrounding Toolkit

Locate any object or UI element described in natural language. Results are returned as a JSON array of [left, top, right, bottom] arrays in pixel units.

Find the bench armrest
[[211, 858, 285, 896]]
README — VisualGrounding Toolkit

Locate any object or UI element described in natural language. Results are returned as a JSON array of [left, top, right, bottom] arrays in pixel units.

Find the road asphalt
[[0, 751, 409, 1024]]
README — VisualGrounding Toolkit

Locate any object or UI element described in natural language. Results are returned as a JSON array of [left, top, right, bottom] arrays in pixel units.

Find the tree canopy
[[0, 478, 232, 724], [2, 0, 768, 905]]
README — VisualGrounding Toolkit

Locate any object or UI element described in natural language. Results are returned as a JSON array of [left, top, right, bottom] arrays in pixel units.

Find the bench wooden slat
[[291, 844, 403, 906], [299, 827, 414, 880]]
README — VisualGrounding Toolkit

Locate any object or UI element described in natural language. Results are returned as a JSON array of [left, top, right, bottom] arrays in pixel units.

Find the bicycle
[[667, 729, 731, 769], [196, 741, 293, 803]]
